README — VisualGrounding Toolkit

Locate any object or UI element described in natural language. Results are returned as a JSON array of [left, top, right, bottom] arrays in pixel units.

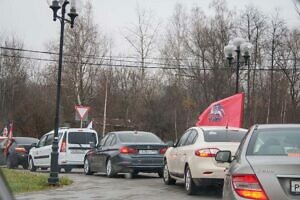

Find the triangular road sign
[[75, 106, 90, 120]]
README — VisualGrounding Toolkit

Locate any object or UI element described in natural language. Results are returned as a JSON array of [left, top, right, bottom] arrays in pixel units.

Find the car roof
[[111, 131, 153, 134], [191, 126, 247, 132], [255, 124, 300, 130]]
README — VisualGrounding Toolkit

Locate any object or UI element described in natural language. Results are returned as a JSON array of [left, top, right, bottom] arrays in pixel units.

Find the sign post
[[75, 106, 90, 128]]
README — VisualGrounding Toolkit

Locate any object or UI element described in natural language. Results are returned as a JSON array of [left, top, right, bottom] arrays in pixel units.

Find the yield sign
[[75, 106, 90, 120]]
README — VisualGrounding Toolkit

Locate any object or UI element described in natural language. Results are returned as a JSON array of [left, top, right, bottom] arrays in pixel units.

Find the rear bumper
[[113, 154, 164, 173]]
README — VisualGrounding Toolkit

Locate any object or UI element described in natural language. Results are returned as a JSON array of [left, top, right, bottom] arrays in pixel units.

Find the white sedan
[[163, 126, 247, 195]]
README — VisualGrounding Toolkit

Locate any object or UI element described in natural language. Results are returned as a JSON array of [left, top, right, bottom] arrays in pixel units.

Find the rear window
[[247, 128, 300, 156], [118, 132, 162, 143], [14, 137, 38, 144], [68, 132, 97, 144], [203, 130, 246, 142]]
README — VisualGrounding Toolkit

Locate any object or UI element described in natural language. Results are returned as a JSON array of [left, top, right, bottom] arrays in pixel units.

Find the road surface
[[16, 170, 223, 200]]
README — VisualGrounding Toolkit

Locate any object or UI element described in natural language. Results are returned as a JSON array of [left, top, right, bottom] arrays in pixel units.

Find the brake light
[[120, 146, 138, 154], [15, 147, 27, 153], [159, 147, 167, 154], [60, 140, 66, 152], [195, 148, 220, 157], [232, 174, 268, 200]]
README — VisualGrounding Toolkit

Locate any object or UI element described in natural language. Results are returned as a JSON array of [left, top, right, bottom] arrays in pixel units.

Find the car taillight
[[120, 146, 138, 154], [194, 148, 220, 157], [60, 140, 66, 152], [232, 174, 268, 200], [159, 147, 167, 154], [15, 147, 27, 153]]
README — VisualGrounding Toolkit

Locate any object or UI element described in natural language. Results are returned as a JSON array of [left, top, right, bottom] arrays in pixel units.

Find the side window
[[99, 135, 108, 147], [235, 132, 248, 160], [103, 135, 113, 147], [185, 130, 198, 146], [110, 135, 117, 146], [38, 135, 48, 148], [45, 134, 54, 146], [177, 130, 191, 147]]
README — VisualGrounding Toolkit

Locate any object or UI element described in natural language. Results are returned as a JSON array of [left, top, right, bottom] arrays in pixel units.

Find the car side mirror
[[89, 142, 96, 149], [30, 143, 37, 148], [166, 141, 174, 147], [215, 150, 232, 163]]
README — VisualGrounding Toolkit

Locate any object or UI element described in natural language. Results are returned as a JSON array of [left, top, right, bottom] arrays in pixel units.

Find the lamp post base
[[48, 175, 59, 186]]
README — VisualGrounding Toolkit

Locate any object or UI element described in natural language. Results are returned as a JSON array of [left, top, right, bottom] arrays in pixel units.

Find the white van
[[28, 128, 98, 172]]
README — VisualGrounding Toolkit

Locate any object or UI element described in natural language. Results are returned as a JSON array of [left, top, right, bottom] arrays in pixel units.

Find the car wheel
[[22, 163, 29, 170], [64, 166, 72, 173], [28, 157, 37, 172], [6, 155, 15, 169], [158, 169, 164, 178], [163, 162, 176, 185], [185, 166, 197, 195], [106, 158, 116, 178], [84, 158, 93, 175]]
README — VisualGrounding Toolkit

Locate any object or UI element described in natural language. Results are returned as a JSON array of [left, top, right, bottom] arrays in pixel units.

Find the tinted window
[[45, 134, 53, 146], [38, 135, 47, 147], [177, 130, 190, 147], [110, 135, 117, 146], [247, 128, 300, 156], [118, 132, 162, 143], [203, 130, 246, 142], [185, 130, 198, 145], [103, 135, 113, 146], [68, 132, 97, 144]]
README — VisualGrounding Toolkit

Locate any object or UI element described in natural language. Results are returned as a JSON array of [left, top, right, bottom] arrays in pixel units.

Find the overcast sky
[[0, 0, 299, 54]]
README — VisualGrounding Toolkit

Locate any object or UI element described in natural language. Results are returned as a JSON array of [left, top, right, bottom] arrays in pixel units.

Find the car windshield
[[68, 132, 97, 144], [14, 137, 38, 145], [203, 130, 246, 142], [118, 132, 162, 143], [247, 128, 300, 156]]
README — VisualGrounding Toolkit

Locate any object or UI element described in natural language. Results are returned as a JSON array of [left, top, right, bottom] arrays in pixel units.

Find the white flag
[[87, 120, 93, 129]]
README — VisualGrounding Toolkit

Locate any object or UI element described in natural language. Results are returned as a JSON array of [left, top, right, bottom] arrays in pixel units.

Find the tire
[[64, 166, 72, 173], [158, 169, 164, 178], [163, 162, 176, 185], [28, 157, 37, 172], [185, 166, 197, 195], [22, 163, 29, 170], [106, 158, 116, 178], [6, 155, 15, 169], [84, 158, 93, 175]]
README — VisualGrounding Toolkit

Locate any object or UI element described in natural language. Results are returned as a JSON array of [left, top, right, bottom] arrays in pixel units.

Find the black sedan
[[84, 131, 167, 178], [0, 137, 38, 169]]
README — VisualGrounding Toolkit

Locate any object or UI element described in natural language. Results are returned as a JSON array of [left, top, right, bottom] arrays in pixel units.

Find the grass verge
[[1, 168, 73, 193]]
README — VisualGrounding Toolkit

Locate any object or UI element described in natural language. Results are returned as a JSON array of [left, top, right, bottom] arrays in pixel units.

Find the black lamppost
[[48, 0, 78, 185], [224, 38, 253, 94]]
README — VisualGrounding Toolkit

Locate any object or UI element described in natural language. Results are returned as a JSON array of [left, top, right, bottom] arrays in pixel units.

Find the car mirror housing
[[215, 150, 232, 163], [30, 143, 37, 148], [166, 140, 174, 148], [89, 142, 96, 149]]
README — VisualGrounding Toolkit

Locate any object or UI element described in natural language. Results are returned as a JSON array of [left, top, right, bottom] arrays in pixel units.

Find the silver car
[[216, 124, 300, 200]]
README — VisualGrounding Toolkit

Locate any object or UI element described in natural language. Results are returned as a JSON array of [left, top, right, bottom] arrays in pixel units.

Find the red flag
[[8, 122, 13, 139], [196, 93, 244, 128]]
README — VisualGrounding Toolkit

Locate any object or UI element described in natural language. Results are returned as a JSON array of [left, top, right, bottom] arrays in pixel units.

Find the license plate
[[71, 149, 85, 154], [139, 150, 158, 154], [291, 181, 300, 194]]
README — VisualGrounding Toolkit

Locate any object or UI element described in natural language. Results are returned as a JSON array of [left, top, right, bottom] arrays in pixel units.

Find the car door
[[43, 133, 54, 166], [96, 134, 114, 172], [170, 130, 191, 177], [33, 134, 48, 166], [91, 134, 109, 172], [175, 130, 195, 176]]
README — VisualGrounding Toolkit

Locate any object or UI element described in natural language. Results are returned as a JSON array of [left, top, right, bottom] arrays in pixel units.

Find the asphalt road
[[15, 170, 223, 200]]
